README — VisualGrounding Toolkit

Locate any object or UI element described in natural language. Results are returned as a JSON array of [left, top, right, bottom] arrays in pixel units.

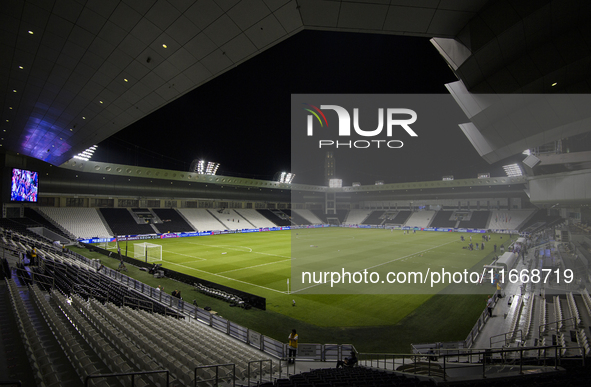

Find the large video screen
[[10, 168, 39, 202]]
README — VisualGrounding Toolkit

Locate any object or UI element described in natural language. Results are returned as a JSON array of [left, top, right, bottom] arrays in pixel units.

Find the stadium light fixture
[[477, 173, 490, 179], [274, 172, 295, 184], [329, 179, 342, 188], [352, 182, 361, 187], [442, 175, 454, 181], [193, 160, 220, 175], [73, 145, 97, 161], [375, 180, 384, 185], [503, 163, 523, 177]]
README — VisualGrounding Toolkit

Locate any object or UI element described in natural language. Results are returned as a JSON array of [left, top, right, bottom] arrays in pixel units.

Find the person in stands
[[336, 351, 358, 368], [287, 329, 298, 364]]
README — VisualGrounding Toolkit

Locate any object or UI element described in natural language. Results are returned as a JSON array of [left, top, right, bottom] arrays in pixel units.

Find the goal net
[[100, 240, 118, 250], [134, 243, 162, 262]]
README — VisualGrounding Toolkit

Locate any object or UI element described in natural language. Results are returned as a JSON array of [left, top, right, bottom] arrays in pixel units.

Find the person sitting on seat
[[336, 351, 358, 368], [427, 348, 437, 361]]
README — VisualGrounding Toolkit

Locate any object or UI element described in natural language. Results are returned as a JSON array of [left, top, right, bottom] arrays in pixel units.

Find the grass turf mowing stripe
[[95, 229, 508, 332]]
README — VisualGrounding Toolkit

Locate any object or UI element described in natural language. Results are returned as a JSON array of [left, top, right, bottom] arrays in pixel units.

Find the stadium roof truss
[[1, 0, 590, 173]]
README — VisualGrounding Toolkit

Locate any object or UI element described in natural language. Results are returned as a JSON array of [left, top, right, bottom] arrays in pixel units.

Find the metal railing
[[247, 360, 273, 386], [123, 295, 154, 313], [278, 357, 297, 378], [72, 283, 108, 301], [490, 329, 523, 347], [84, 370, 169, 387], [15, 248, 355, 367], [360, 345, 564, 381], [194, 363, 236, 387], [539, 317, 577, 336]]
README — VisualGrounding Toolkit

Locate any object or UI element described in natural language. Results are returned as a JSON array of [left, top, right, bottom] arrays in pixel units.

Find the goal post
[[100, 239, 118, 250], [134, 242, 162, 262]]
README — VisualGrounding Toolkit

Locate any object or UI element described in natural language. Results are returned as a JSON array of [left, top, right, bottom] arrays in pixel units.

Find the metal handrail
[[490, 329, 523, 347], [538, 317, 577, 336], [194, 363, 236, 387], [123, 295, 154, 313], [247, 359, 273, 386], [72, 283, 108, 300], [359, 345, 564, 382], [84, 370, 169, 387], [30, 271, 55, 289]]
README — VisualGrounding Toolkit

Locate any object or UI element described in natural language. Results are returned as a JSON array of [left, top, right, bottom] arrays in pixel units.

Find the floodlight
[[477, 173, 490, 179], [503, 163, 523, 177], [375, 180, 384, 185], [191, 160, 220, 175], [352, 182, 361, 187], [442, 175, 454, 181], [73, 145, 97, 161], [329, 179, 342, 188], [274, 172, 295, 184]]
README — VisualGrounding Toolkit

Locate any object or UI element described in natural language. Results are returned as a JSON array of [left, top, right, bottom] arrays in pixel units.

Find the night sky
[[94, 30, 508, 185]]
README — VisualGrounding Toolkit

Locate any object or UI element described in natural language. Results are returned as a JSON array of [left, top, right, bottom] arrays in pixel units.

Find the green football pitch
[[86, 228, 511, 352]]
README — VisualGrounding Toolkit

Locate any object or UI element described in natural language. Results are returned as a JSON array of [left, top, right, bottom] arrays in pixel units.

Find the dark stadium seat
[[256, 209, 292, 226], [152, 208, 195, 233], [361, 211, 386, 225], [457, 211, 490, 229], [99, 208, 156, 236], [429, 211, 457, 228], [282, 209, 310, 225]]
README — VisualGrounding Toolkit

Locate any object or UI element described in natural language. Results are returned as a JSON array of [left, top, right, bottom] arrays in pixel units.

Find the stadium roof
[[2, 0, 591, 176]]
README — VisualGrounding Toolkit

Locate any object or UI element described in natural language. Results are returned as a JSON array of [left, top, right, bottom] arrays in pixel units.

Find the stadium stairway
[[231, 209, 258, 228], [0, 280, 38, 387], [206, 209, 232, 229], [12, 279, 82, 386]]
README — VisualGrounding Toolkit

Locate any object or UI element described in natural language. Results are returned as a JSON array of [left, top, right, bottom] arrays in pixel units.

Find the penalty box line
[[162, 249, 207, 261], [184, 241, 291, 259], [217, 258, 291, 274]]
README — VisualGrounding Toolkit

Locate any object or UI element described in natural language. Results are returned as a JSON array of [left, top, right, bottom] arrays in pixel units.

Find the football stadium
[[1, 1, 591, 386]]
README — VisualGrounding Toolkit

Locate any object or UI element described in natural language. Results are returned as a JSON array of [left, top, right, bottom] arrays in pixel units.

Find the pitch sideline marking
[[166, 261, 287, 294]]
